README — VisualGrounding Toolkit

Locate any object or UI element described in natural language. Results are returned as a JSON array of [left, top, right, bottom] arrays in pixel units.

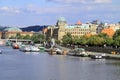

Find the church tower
[[57, 17, 67, 41]]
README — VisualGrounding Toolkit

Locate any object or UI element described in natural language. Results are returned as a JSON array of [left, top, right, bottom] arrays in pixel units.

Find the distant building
[[0, 27, 34, 39], [45, 17, 97, 41], [57, 17, 97, 41]]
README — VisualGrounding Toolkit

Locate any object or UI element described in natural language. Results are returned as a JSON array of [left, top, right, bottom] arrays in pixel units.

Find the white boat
[[69, 48, 88, 57], [30, 46, 40, 52], [19, 45, 31, 52], [90, 54, 103, 59], [54, 48, 63, 55]]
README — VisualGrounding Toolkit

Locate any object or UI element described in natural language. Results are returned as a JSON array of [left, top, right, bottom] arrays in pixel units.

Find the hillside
[[20, 25, 48, 32]]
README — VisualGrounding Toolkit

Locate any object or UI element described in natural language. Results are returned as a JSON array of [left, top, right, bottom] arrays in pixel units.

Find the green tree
[[113, 36, 120, 47], [113, 29, 120, 39], [79, 35, 88, 45], [73, 36, 80, 45], [31, 34, 45, 43], [97, 33, 108, 38], [23, 35, 31, 39], [62, 33, 73, 46], [16, 33, 21, 39], [9, 36, 15, 39], [105, 37, 113, 46], [55, 39, 60, 44], [88, 35, 104, 46]]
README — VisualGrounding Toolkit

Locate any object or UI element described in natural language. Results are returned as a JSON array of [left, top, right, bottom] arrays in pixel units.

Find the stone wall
[[80, 46, 120, 54]]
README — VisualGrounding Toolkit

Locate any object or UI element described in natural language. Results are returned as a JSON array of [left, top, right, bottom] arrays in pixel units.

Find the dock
[[88, 52, 120, 60]]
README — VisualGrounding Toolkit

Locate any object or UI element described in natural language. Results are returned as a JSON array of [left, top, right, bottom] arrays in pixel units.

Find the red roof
[[76, 20, 82, 25]]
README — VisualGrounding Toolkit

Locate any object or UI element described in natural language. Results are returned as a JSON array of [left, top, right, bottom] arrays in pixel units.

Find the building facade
[[0, 27, 34, 39], [57, 17, 97, 41], [45, 17, 97, 41]]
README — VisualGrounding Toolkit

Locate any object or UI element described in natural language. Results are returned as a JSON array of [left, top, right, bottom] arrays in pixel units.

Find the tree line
[[9, 33, 45, 43], [62, 29, 120, 48]]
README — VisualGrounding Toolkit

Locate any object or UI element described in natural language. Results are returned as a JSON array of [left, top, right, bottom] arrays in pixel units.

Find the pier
[[0, 39, 32, 45]]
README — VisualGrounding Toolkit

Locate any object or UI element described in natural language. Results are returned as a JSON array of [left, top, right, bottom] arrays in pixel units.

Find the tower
[[57, 17, 67, 41]]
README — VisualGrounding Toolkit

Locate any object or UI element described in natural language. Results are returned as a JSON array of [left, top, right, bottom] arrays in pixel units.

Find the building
[[45, 17, 97, 41], [57, 17, 97, 41], [0, 27, 34, 39]]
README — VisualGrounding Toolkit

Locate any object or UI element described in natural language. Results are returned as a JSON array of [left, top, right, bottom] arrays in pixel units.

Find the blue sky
[[0, 0, 120, 27]]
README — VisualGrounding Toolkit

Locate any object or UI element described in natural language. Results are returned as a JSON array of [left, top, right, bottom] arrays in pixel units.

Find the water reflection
[[0, 46, 120, 80]]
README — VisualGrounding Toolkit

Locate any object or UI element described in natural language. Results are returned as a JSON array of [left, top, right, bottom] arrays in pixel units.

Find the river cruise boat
[[68, 48, 89, 57]]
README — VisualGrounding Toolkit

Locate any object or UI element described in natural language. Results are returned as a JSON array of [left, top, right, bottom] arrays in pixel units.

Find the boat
[[90, 54, 103, 59], [12, 43, 19, 49], [19, 45, 31, 52], [6, 40, 12, 46], [39, 46, 45, 52], [68, 48, 88, 57], [49, 48, 56, 55], [54, 48, 63, 55], [30, 46, 40, 52], [49, 48, 63, 55]]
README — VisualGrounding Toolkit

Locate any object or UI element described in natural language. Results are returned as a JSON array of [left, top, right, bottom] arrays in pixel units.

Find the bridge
[[0, 39, 32, 45]]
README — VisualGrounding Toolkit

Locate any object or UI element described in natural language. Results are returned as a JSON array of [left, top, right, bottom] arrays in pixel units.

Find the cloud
[[46, 0, 112, 4], [0, 6, 21, 14], [94, 0, 112, 3]]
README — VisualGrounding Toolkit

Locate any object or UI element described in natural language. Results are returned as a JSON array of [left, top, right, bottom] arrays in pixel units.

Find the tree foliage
[[88, 35, 104, 46], [113, 29, 120, 39], [62, 33, 73, 45], [79, 35, 88, 45], [113, 36, 120, 46], [31, 34, 45, 43]]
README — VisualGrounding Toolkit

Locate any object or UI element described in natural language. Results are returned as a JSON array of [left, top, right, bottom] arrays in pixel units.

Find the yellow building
[[57, 17, 97, 41], [45, 17, 97, 41], [1, 27, 34, 39]]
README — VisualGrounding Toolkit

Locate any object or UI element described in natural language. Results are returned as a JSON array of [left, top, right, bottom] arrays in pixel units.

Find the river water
[[0, 46, 120, 80]]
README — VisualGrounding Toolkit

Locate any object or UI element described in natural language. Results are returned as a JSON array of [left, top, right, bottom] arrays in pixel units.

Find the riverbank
[[59, 45, 120, 60], [74, 46, 120, 54]]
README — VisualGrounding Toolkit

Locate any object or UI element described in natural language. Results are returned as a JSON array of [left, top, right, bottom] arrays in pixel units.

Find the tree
[[97, 33, 108, 38], [73, 36, 80, 45], [79, 35, 88, 45], [62, 33, 73, 46], [104, 37, 113, 46], [16, 33, 21, 39], [55, 39, 60, 44], [113, 29, 120, 39], [113, 36, 120, 47], [88, 35, 104, 46], [23, 35, 31, 39], [31, 34, 45, 43]]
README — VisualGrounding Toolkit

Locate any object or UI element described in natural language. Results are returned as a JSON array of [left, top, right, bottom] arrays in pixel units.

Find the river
[[0, 46, 120, 80]]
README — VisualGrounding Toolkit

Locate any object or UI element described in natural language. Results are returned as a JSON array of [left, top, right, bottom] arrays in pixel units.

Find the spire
[[76, 20, 82, 25]]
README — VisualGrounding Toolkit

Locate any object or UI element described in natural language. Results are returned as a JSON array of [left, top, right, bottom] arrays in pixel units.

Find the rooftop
[[4, 27, 22, 32]]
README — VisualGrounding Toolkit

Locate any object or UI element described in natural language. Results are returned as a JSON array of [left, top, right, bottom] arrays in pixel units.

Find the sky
[[0, 0, 120, 27]]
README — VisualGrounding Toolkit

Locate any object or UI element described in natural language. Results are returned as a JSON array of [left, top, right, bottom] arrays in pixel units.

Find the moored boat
[[68, 48, 88, 57], [90, 54, 103, 59], [30, 46, 40, 52], [19, 45, 31, 52], [12, 43, 19, 49]]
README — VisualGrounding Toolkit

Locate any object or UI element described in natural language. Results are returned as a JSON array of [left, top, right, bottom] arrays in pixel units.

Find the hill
[[20, 25, 48, 32]]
